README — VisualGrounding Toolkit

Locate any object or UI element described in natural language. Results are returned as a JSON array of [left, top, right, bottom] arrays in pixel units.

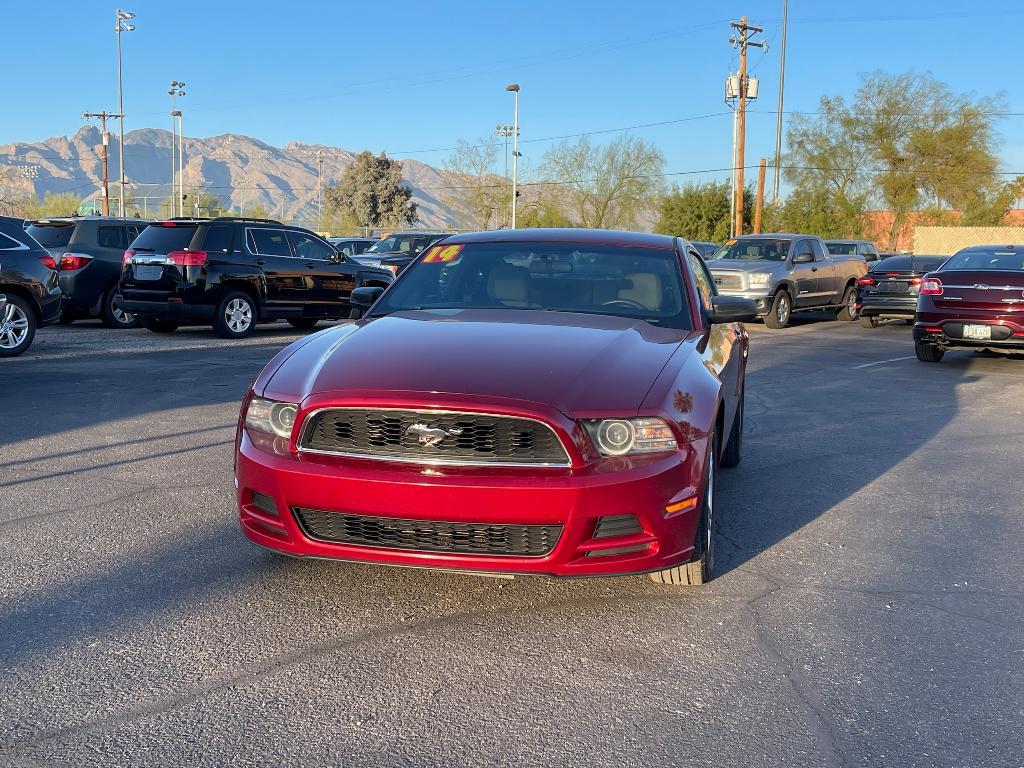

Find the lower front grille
[[292, 508, 562, 557]]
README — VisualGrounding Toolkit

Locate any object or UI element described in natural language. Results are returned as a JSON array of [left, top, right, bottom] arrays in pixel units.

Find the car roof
[[441, 228, 677, 249], [732, 233, 813, 241], [957, 244, 1024, 251], [30, 216, 142, 225]]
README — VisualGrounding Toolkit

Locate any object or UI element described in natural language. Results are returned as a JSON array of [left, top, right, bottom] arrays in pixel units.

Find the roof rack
[[166, 216, 209, 222], [208, 216, 282, 225]]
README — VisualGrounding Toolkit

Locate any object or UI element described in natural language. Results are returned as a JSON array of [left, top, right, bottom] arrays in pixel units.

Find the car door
[[287, 230, 353, 313], [811, 238, 842, 302], [246, 227, 302, 311], [790, 239, 820, 307]]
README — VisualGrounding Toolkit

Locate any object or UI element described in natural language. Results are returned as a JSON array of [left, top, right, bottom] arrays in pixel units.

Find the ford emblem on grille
[[406, 423, 462, 448]]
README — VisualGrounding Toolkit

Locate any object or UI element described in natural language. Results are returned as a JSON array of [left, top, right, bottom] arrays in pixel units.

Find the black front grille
[[292, 508, 562, 557], [300, 408, 569, 466]]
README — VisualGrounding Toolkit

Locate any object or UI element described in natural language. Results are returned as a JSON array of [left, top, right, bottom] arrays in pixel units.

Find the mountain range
[[0, 127, 464, 227]]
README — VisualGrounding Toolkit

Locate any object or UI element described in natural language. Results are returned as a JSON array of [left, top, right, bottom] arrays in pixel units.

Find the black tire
[[57, 312, 76, 325], [837, 285, 859, 321], [764, 289, 792, 329], [915, 341, 944, 363], [100, 285, 139, 329], [213, 291, 257, 339], [140, 317, 179, 333], [721, 389, 743, 469], [650, 431, 718, 586], [0, 294, 37, 358], [859, 315, 879, 329], [287, 318, 319, 330]]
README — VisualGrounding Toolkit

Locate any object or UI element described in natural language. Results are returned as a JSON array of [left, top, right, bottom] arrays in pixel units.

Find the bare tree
[[445, 138, 503, 229]]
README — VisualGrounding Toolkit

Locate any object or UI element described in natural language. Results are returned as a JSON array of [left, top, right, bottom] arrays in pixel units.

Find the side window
[[247, 228, 292, 257], [0, 232, 25, 250], [97, 226, 127, 249], [810, 239, 827, 261], [338, 243, 355, 257], [127, 225, 142, 242], [686, 249, 715, 311], [287, 231, 335, 261], [201, 225, 233, 253]]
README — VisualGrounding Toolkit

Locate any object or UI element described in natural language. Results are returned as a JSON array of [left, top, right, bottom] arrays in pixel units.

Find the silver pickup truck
[[705, 234, 869, 328]]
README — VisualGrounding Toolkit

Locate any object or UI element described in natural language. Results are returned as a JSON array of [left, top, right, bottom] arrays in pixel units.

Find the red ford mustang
[[235, 229, 755, 585]]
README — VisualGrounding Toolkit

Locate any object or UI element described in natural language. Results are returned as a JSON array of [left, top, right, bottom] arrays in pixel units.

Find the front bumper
[[235, 431, 708, 578], [715, 288, 772, 315]]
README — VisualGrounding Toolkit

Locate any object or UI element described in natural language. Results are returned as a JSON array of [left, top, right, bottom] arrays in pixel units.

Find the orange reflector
[[665, 497, 698, 515]]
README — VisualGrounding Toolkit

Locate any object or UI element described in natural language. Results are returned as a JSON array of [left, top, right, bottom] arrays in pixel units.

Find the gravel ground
[[1, 316, 1021, 768]]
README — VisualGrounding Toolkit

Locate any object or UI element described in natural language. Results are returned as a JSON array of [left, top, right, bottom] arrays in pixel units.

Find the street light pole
[[494, 124, 514, 227], [506, 84, 520, 229], [115, 9, 135, 217], [168, 81, 185, 218], [316, 149, 324, 231], [772, 0, 789, 203]]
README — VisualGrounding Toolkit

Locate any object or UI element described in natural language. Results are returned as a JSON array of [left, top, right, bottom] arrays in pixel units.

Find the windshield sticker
[[726, 239, 737, 246], [422, 244, 464, 264]]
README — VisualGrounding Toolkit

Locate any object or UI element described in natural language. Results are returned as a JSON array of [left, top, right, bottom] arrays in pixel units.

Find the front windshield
[[367, 234, 437, 255], [825, 242, 857, 255], [942, 249, 1024, 271], [371, 242, 692, 330], [712, 238, 790, 261]]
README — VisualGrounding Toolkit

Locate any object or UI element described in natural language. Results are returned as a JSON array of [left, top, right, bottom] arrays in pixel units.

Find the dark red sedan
[[235, 229, 755, 585], [914, 245, 1024, 362]]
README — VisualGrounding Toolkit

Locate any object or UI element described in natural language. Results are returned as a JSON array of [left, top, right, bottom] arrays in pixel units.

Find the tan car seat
[[618, 273, 662, 310]]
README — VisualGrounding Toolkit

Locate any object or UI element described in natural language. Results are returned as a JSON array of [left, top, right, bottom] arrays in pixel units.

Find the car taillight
[[38, 254, 57, 270], [857, 275, 874, 286], [123, 248, 136, 265], [59, 253, 93, 271], [166, 250, 208, 266], [920, 277, 943, 295], [909, 277, 921, 285]]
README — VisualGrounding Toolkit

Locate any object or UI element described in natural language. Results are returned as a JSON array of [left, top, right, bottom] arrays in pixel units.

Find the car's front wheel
[[650, 432, 718, 586], [764, 289, 791, 329], [0, 295, 36, 358], [214, 291, 257, 339], [101, 285, 139, 329], [915, 341, 944, 363]]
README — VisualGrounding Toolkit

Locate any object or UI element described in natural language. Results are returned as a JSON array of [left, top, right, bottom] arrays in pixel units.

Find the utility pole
[[495, 124, 514, 227], [772, 0, 788, 203], [83, 111, 122, 216], [506, 83, 521, 228], [730, 17, 766, 237], [316, 149, 324, 231], [754, 158, 767, 234]]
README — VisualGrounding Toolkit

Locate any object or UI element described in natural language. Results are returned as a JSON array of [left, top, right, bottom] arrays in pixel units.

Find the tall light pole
[[495, 124, 514, 227], [316, 149, 324, 231], [169, 81, 185, 217], [115, 9, 135, 217], [506, 84, 520, 228], [772, 0, 789, 203]]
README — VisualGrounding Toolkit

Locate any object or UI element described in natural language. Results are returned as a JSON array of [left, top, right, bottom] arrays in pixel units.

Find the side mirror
[[793, 251, 814, 263], [331, 249, 346, 263], [708, 295, 757, 325], [349, 285, 385, 318]]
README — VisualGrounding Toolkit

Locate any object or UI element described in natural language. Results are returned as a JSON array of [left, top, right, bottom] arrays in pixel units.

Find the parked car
[[359, 231, 450, 275], [26, 216, 147, 328], [0, 215, 61, 357], [690, 241, 719, 259], [913, 245, 1024, 362], [824, 239, 882, 263], [856, 254, 947, 328], [235, 228, 756, 585], [327, 237, 377, 260], [118, 217, 394, 339], [705, 234, 869, 328]]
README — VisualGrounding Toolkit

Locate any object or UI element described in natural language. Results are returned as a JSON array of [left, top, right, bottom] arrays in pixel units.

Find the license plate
[[963, 324, 991, 340], [133, 265, 163, 281], [878, 282, 905, 292]]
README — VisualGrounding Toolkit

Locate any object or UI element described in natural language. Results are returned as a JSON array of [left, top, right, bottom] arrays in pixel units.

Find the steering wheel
[[602, 298, 647, 310]]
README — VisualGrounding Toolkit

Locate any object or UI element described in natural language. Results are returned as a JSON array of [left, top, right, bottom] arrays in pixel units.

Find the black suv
[[118, 217, 394, 338], [26, 216, 147, 328], [0, 215, 62, 357]]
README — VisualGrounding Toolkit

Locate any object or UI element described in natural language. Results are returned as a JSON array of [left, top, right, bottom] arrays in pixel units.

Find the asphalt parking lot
[[2, 317, 1022, 768]]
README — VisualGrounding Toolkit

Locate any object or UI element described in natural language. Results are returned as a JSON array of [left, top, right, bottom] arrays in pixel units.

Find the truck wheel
[[101, 285, 139, 329], [650, 432, 718, 586], [140, 317, 179, 333], [0, 295, 37, 358], [915, 341, 944, 363], [859, 315, 879, 329], [837, 286, 859, 321], [764, 290, 791, 329], [214, 291, 257, 339], [287, 318, 319, 330]]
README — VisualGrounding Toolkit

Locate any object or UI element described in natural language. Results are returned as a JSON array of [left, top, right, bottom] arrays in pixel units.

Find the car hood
[[263, 309, 688, 416], [705, 259, 784, 273]]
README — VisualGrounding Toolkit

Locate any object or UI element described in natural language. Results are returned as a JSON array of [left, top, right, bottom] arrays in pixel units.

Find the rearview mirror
[[708, 295, 757, 325], [793, 251, 814, 263]]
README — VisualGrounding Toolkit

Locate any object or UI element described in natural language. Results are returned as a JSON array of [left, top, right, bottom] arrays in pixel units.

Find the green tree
[[20, 192, 85, 219], [539, 135, 665, 229], [324, 151, 417, 228], [445, 138, 504, 229], [656, 182, 732, 242], [779, 185, 866, 239]]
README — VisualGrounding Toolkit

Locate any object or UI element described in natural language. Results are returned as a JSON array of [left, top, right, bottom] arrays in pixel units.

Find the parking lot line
[[851, 355, 915, 369]]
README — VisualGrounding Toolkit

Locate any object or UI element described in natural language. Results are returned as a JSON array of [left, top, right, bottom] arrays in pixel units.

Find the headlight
[[747, 272, 772, 286], [584, 417, 677, 456], [245, 397, 299, 438]]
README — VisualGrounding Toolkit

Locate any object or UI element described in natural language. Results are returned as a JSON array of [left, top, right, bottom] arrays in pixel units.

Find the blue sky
[[5, 0, 1024, 184]]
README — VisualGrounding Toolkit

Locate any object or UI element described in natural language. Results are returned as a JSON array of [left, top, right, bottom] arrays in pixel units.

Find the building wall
[[912, 226, 1024, 255]]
